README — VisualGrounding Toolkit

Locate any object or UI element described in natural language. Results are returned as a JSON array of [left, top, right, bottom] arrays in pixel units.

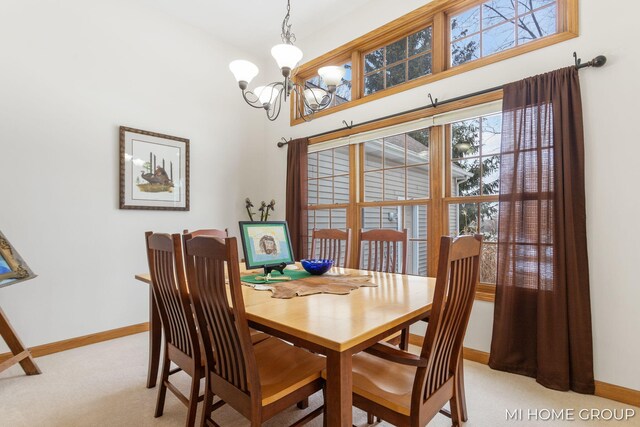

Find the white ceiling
[[136, 0, 373, 56]]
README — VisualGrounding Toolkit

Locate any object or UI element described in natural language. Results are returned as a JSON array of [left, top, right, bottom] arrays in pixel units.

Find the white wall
[[262, 0, 640, 390], [0, 0, 269, 352]]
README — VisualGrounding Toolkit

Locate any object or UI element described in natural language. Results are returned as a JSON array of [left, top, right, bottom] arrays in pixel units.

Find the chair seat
[[255, 337, 325, 406], [350, 350, 416, 416]]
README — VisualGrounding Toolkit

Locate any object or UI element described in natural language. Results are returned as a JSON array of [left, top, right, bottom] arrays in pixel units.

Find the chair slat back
[[183, 236, 260, 400], [310, 228, 352, 268], [145, 232, 197, 358], [359, 229, 408, 274], [417, 234, 482, 403], [183, 228, 228, 239]]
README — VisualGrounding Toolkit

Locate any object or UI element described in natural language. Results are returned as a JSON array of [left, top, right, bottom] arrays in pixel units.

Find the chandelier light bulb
[[271, 44, 303, 77], [229, 60, 259, 89], [318, 66, 346, 90]]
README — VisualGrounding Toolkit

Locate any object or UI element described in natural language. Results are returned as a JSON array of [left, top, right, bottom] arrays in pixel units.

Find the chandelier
[[228, 0, 346, 121]]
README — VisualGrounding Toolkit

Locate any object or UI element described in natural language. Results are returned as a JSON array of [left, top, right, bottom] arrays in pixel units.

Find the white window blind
[[307, 100, 502, 154]]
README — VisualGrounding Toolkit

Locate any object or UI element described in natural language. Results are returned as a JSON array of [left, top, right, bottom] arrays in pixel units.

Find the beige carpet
[[0, 333, 637, 427]]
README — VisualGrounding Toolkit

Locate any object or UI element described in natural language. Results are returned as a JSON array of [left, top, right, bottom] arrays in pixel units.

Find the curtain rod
[[277, 53, 606, 148]]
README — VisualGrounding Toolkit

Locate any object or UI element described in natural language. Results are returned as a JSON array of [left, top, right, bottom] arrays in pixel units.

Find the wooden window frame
[[290, 0, 577, 126], [305, 91, 504, 301]]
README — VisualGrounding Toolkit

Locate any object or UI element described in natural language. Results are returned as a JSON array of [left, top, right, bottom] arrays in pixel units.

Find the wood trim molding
[[0, 322, 149, 364], [408, 333, 640, 408], [595, 382, 640, 408]]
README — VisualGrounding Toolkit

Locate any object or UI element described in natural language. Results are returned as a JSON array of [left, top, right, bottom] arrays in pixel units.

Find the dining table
[[135, 264, 436, 427]]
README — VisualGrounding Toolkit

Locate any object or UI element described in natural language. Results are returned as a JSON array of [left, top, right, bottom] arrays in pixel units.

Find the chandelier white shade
[[271, 44, 303, 74], [230, 0, 346, 121], [318, 66, 346, 88], [303, 88, 327, 109], [229, 60, 259, 87]]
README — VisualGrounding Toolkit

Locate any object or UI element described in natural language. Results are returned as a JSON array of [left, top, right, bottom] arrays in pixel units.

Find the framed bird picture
[[119, 126, 189, 210]]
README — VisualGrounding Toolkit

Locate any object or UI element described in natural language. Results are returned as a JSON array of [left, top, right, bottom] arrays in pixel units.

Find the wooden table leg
[[0, 306, 41, 375], [325, 349, 352, 427], [146, 287, 161, 388]]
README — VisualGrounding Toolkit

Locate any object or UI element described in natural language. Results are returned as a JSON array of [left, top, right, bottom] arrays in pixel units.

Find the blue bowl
[[300, 259, 334, 275]]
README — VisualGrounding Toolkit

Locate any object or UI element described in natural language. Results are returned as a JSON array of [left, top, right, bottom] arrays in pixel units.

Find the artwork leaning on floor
[[0, 230, 36, 289], [119, 126, 190, 211]]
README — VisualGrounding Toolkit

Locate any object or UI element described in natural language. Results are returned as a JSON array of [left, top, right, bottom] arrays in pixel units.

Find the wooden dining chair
[[145, 232, 204, 427], [183, 235, 326, 427], [358, 229, 408, 274], [310, 228, 352, 268], [182, 228, 228, 239], [351, 234, 482, 427]]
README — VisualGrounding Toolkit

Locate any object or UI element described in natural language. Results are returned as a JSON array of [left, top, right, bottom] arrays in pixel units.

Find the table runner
[[241, 270, 377, 299]]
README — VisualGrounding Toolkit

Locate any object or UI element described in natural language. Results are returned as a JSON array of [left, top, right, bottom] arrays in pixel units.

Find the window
[[292, 0, 576, 125], [450, 0, 558, 66], [363, 27, 433, 96], [447, 113, 502, 284], [304, 99, 504, 296]]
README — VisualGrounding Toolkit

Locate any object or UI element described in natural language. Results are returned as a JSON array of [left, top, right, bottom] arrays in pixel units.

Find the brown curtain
[[489, 67, 594, 394], [285, 138, 309, 260]]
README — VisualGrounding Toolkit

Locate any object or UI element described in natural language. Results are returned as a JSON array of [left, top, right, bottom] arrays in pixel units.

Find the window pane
[[331, 208, 348, 230], [406, 128, 430, 164], [407, 241, 428, 276], [480, 242, 497, 283], [334, 62, 352, 104], [308, 179, 317, 205], [481, 114, 502, 155], [384, 168, 406, 200], [307, 152, 318, 179], [481, 155, 500, 195], [449, 203, 479, 236], [404, 205, 427, 239], [386, 62, 406, 88], [409, 27, 432, 56], [334, 145, 350, 174], [522, 0, 555, 13], [482, 0, 515, 27], [480, 202, 499, 241], [518, 5, 557, 44], [314, 209, 330, 230], [364, 139, 383, 170], [382, 206, 401, 230], [452, 119, 480, 158], [334, 174, 350, 203], [451, 6, 481, 41], [317, 178, 333, 204], [407, 164, 429, 199], [451, 34, 480, 66], [452, 158, 481, 196], [386, 38, 407, 65], [482, 21, 515, 56], [361, 207, 382, 235], [364, 71, 384, 95], [383, 135, 405, 168], [364, 170, 383, 201], [317, 150, 332, 176], [408, 53, 432, 80], [365, 49, 384, 72]]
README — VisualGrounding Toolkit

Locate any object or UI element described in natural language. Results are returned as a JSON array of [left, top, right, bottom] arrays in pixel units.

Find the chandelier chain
[[281, 0, 296, 44]]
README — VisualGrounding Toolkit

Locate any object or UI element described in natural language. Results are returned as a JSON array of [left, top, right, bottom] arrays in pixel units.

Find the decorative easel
[[0, 307, 41, 375], [0, 231, 41, 376]]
